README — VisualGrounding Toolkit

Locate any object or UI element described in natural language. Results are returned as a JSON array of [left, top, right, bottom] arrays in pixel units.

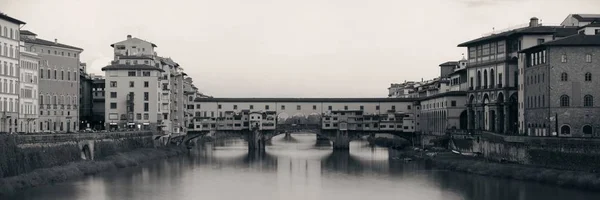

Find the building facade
[[91, 75, 105, 130], [18, 40, 40, 133], [21, 30, 83, 133], [520, 23, 600, 137], [102, 35, 163, 131], [79, 63, 93, 130], [0, 14, 25, 133], [458, 17, 578, 135]]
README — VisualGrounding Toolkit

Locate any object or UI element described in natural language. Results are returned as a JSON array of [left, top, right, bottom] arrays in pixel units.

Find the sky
[[1, 0, 599, 98]]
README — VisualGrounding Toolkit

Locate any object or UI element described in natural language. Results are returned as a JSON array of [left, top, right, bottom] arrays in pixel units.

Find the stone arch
[[459, 110, 468, 130], [560, 124, 571, 135], [497, 92, 505, 133], [477, 70, 482, 88], [81, 144, 92, 160], [490, 68, 495, 87], [508, 93, 518, 134], [583, 125, 593, 135], [483, 69, 488, 89]]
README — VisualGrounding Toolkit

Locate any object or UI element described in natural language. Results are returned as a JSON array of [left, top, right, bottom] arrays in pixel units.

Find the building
[[457, 17, 577, 135], [561, 14, 600, 27], [519, 22, 600, 137], [79, 63, 93, 130], [18, 39, 40, 133], [388, 82, 416, 98], [102, 35, 163, 131], [91, 75, 105, 130], [20, 30, 83, 133], [0, 13, 25, 133]]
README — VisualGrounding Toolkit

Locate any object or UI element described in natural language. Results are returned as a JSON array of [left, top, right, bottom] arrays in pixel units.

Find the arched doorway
[[508, 93, 519, 134], [483, 70, 488, 89], [468, 95, 475, 130], [459, 110, 468, 130], [483, 94, 490, 131], [497, 93, 505, 133]]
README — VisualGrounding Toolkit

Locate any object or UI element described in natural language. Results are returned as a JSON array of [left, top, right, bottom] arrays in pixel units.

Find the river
[[8, 133, 600, 200]]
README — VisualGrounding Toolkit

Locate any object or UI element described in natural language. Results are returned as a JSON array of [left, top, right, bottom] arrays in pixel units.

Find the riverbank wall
[[450, 132, 600, 172], [0, 132, 186, 196]]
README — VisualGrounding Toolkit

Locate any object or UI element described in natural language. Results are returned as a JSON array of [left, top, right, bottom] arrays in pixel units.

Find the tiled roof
[[0, 13, 25, 24], [19, 30, 36, 36], [519, 34, 600, 53], [101, 64, 165, 72], [572, 14, 600, 22], [439, 61, 458, 66], [20, 35, 83, 51], [458, 26, 577, 47]]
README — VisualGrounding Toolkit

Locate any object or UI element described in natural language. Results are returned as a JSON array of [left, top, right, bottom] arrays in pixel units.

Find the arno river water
[[9, 133, 600, 200]]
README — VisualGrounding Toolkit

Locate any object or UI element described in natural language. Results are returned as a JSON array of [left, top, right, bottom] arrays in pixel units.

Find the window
[[560, 95, 570, 107], [407, 105, 412, 110], [584, 95, 593, 107], [561, 54, 567, 63], [586, 54, 592, 63], [376, 105, 380, 110], [233, 105, 238, 109], [451, 101, 457, 107], [265, 105, 270, 110], [144, 113, 149, 120], [561, 73, 568, 81], [328, 106, 332, 110], [585, 73, 592, 81], [144, 92, 149, 101], [391, 105, 395, 110], [537, 38, 545, 45], [143, 71, 151, 76], [110, 92, 117, 98], [344, 106, 348, 110], [583, 125, 593, 135], [110, 81, 117, 87], [281, 105, 285, 110], [218, 104, 222, 109], [143, 81, 149, 87], [128, 71, 136, 76], [297, 105, 301, 110], [313, 105, 317, 110], [136, 113, 141, 120], [129, 81, 134, 87], [196, 104, 201, 109], [250, 105, 254, 109], [144, 103, 149, 111], [360, 105, 364, 110], [110, 103, 117, 109], [560, 125, 571, 135]]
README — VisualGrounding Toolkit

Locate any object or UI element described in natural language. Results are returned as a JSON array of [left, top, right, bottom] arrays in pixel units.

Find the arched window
[[585, 72, 592, 81], [583, 125, 593, 135], [40, 95, 44, 105], [477, 71, 481, 88], [66, 96, 71, 105], [561, 125, 571, 135], [584, 95, 593, 107], [560, 95, 570, 107], [483, 70, 488, 88], [188, 96, 193, 101], [490, 69, 495, 87], [561, 72, 568, 81]]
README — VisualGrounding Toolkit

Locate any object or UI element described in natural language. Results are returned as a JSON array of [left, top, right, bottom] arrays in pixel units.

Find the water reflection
[[8, 133, 600, 200]]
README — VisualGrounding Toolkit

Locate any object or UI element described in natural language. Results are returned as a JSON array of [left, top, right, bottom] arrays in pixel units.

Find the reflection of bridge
[[177, 123, 415, 151]]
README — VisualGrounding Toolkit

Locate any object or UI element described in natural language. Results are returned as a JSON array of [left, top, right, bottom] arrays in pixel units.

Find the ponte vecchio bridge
[[177, 98, 422, 150]]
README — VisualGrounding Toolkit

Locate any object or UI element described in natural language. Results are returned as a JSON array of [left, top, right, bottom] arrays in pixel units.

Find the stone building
[[102, 35, 164, 131], [519, 23, 600, 137], [0, 14, 25, 133], [91, 75, 105, 130], [457, 17, 577, 135], [18, 38, 40, 133], [20, 30, 83, 133], [79, 63, 93, 130]]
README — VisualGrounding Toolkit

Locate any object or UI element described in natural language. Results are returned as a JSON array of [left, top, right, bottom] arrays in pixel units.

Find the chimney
[[529, 17, 540, 27], [54, 39, 57, 44], [127, 35, 132, 39]]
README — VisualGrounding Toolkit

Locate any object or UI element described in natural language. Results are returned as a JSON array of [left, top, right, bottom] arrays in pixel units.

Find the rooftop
[[101, 64, 165, 72], [519, 34, 600, 53], [20, 30, 36, 36], [458, 26, 577, 47], [0, 12, 25, 24], [439, 61, 458, 67], [20, 30, 83, 51], [571, 14, 600, 22], [194, 97, 417, 103]]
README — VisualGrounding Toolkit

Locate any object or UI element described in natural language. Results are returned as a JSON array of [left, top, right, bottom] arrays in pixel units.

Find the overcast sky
[[2, 0, 599, 97]]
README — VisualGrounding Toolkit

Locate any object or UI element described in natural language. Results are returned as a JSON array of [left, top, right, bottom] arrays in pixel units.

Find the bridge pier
[[248, 129, 266, 151], [332, 130, 350, 149]]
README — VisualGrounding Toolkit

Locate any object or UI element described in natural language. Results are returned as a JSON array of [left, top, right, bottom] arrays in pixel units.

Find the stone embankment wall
[[0, 132, 155, 178], [450, 132, 600, 171]]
